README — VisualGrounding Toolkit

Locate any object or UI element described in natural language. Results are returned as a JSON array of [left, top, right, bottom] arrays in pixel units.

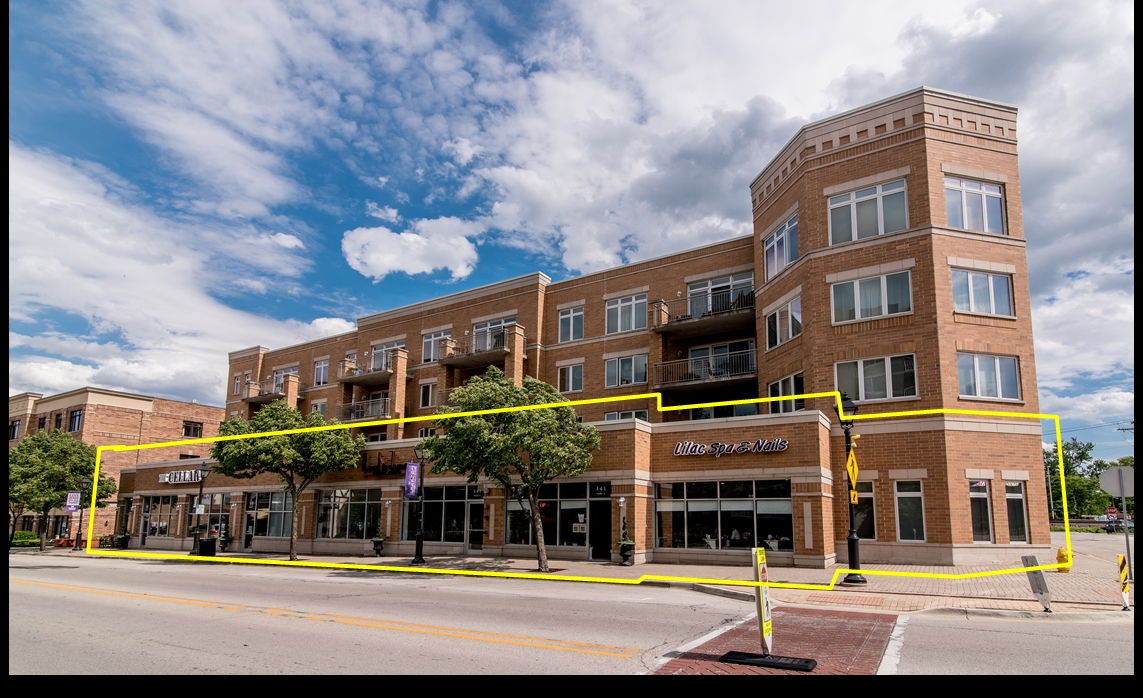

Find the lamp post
[[835, 393, 867, 585], [411, 444, 427, 564], [73, 477, 92, 551], [190, 463, 211, 555]]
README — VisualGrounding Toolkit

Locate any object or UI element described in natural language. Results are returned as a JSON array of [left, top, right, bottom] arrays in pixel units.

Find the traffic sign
[[845, 449, 859, 489], [754, 546, 773, 655], [1099, 467, 1134, 498]]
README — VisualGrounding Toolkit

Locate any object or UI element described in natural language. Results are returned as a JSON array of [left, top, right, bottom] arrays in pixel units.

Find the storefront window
[[245, 491, 293, 538], [854, 481, 875, 539], [655, 480, 793, 551], [1006, 482, 1028, 543], [404, 486, 481, 543], [187, 493, 231, 538], [895, 481, 925, 541], [142, 495, 178, 538], [970, 480, 993, 542], [316, 489, 383, 539], [504, 482, 591, 547]]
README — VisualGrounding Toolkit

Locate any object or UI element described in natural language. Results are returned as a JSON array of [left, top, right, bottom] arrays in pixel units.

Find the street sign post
[[1119, 555, 1131, 611], [1099, 467, 1134, 580], [1021, 555, 1051, 612]]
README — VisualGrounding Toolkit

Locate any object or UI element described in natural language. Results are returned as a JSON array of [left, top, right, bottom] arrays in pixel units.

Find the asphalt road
[[9, 555, 749, 674]]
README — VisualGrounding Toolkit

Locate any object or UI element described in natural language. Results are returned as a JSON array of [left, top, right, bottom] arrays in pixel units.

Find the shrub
[[11, 531, 42, 547]]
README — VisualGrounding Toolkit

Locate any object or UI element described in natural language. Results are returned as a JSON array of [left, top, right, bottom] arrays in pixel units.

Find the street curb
[[915, 606, 1134, 621]]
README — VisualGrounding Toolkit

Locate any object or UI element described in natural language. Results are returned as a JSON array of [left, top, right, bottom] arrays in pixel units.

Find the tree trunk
[[528, 489, 549, 572], [38, 507, 49, 552], [9, 509, 21, 548], [289, 482, 300, 562]]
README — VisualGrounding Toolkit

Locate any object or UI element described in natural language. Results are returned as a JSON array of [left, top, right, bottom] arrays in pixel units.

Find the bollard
[[1056, 546, 1071, 572]]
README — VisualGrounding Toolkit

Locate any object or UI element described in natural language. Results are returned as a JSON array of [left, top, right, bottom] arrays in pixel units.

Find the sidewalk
[[17, 533, 1132, 613]]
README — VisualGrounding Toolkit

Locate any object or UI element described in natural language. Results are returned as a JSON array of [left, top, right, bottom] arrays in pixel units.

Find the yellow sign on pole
[[754, 547, 773, 655], [850, 490, 859, 505], [1120, 554, 1132, 610], [845, 449, 859, 489]]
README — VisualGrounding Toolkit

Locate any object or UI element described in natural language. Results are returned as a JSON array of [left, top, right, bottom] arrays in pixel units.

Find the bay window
[[764, 215, 798, 280], [766, 298, 802, 350]]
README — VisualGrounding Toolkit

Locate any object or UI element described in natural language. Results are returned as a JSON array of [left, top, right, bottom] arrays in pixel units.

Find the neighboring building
[[8, 388, 224, 542], [116, 87, 1050, 566]]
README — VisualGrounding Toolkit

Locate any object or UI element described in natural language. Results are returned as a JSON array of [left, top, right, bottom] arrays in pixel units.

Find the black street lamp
[[73, 477, 92, 551], [190, 463, 211, 556], [835, 393, 867, 585], [411, 444, 427, 564]]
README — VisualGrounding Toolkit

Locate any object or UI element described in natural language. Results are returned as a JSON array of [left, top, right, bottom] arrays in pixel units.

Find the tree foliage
[[210, 400, 364, 560], [8, 429, 116, 550], [418, 367, 601, 572], [1044, 439, 1134, 516]]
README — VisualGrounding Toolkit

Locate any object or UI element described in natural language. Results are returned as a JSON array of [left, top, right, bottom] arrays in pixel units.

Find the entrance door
[[589, 500, 612, 560], [243, 513, 255, 550], [466, 503, 484, 553], [140, 515, 149, 546]]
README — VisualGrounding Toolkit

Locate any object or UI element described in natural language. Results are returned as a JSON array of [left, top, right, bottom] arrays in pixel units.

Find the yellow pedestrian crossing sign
[[850, 490, 859, 505], [845, 449, 859, 489]]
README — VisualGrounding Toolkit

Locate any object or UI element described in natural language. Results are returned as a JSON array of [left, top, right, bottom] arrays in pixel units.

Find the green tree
[[211, 400, 365, 561], [1043, 437, 1095, 478], [418, 367, 601, 572], [8, 429, 115, 551]]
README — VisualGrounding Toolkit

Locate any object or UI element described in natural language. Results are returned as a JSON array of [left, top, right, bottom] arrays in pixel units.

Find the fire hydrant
[[1056, 546, 1071, 572]]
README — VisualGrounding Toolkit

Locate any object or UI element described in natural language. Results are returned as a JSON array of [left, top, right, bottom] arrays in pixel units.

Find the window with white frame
[[9, 420, 21, 440], [372, 341, 404, 370], [418, 427, 436, 438], [688, 273, 754, 317], [895, 480, 925, 541], [473, 317, 515, 352], [832, 271, 912, 323], [969, 480, 993, 543], [1005, 481, 1028, 542], [605, 294, 647, 334], [854, 481, 875, 539], [768, 371, 805, 414], [605, 410, 649, 421], [313, 359, 329, 386], [605, 354, 648, 388], [233, 375, 241, 395], [836, 354, 917, 401], [945, 177, 1004, 234], [558, 364, 583, 393], [419, 384, 435, 408], [311, 401, 327, 419], [957, 353, 1020, 400], [951, 270, 1013, 316], [422, 331, 450, 363], [690, 404, 757, 420], [68, 410, 83, 432], [829, 179, 908, 245], [273, 367, 298, 393], [766, 297, 802, 350], [559, 307, 584, 343], [764, 215, 798, 281]]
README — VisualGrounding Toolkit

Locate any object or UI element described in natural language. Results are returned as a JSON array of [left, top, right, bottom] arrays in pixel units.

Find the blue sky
[[8, 1, 1134, 460]]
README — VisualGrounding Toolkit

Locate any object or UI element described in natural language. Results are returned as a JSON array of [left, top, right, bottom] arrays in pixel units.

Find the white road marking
[[876, 615, 909, 675]]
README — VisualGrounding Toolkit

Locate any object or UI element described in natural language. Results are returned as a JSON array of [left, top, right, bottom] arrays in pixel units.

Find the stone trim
[[965, 469, 995, 479], [830, 415, 1041, 437], [1001, 470, 1030, 481], [941, 162, 1009, 183], [946, 256, 1017, 274], [888, 469, 929, 479], [554, 357, 585, 367], [270, 361, 299, 370], [420, 324, 452, 335], [857, 470, 880, 481], [827, 258, 916, 284], [370, 334, 407, 346], [822, 166, 911, 196], [683, 263, 755, 284], [761, 285, 803, 316], [601, 347, 649, 360], [471, 309, 518, 324], [602, 286, 650, 301], [555, 299, 586, 311], [417, 377, 438, 385]]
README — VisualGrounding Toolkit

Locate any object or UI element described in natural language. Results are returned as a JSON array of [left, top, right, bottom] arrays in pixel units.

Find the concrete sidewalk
[[16, 532, 1132, 613]]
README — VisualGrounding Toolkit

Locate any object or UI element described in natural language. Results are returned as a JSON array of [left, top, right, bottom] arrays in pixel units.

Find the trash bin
[[198, 537, 217, 557]]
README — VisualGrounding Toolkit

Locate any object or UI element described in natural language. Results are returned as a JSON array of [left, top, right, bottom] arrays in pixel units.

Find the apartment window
[[1006, 482, 1028, 543], [243, 371, 252, 389], [420, 384, 435, 408], [764, 215, 799, 281], [605, 294, 647, 334], [766, 298, 802, 350], [315, 489, 383, 539], [406, 485, 484, 544], [969, 480, 993, 543], [894, 480, 925, 541], [311, 402, 327, 419], [245, 491, 294, 538], [418, 427, 436, 438], [422, 331, 450, 363], [686, 340, 756, 382], [473, 317, 515, 352], [605, 355, 648, 388], [958, 353, 1020, 400], [54, 413, 63, 430], [768, 371, 805, 414], [945, 177, 1004, 234], [273, 367, 298, 393], [313, 359, 329, 386], [233, 375, 241, 395], [688, 273, 754, 317], [182, 421, 203, 438], [559, 307, 584, 343], [691, 404, 757, 420], [655, 480, 793, 551], [37, 417, 46, 431], [372, 341, 404, 371], [854, 481, 876, 539], [605, 410, 649, 421], [836, 355, 917, 401], [9, 420, 21, 440], [952, 270, 1013, 316], [832, 271, 912, 323], [365, 433, 387, 443], [558, 364, 583, 393], [829, 179, 908, 245], [68, 410, 83, 433]]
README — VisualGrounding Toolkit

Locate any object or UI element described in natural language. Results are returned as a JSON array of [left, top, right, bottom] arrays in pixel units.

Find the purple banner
[[404, 463, 420, 499], [65, 490, 81, 513]]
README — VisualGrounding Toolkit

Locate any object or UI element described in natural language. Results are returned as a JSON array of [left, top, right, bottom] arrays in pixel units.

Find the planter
[[371, 539, 386, 556], [217, 536, 231, 553], [618, 543, 635, 566]]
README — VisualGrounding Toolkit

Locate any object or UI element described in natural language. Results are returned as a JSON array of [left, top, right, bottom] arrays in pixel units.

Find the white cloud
[[341, 217, 483, 282], [1039, 389, 1135, 424], [267, 233, 305, 249], [365, 201, 401, 223]]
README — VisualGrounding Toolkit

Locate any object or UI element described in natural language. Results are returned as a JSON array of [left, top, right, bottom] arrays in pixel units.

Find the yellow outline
[[84, 391, 1075, 592]]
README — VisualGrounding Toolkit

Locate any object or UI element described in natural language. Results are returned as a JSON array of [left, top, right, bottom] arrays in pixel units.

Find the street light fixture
[[411, 444, 427, 564], [190, 462, 211, 556], [835, 393, 866, 584], [73, 476, 92, 551]]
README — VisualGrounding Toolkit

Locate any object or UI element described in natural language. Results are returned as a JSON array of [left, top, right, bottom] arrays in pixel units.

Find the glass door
[[466, 502, 484, 553]]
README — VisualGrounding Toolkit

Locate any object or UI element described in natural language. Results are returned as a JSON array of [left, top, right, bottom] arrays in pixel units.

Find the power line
[[1043, 419, 1134, 435]]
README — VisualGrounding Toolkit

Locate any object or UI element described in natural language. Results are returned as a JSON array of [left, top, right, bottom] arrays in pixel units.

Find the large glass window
[[768, 371, 805, 414], [404, 486, 481, 543], [559, 307, 584, 343], [894, 481, 925, 542], [688, 273, 754, 317], [315, 489, 383, 539], [142, 496, 178, 538], [951, 270, 1013, 316], [832, 271, 912, 323], [854, 481, 876, 539], [605, 410, 649, 421], [969, 480, 993, 543], [945, 177, 1005, 234], [187, 493, 232, 538], [655, 480, 793, 551], [957, 353, 1020, 400], [1006, 482, 1028, 543], [68, 410, 84, 432], [766, 298, 802, 350], [371, 341, 404, 371], [422, 330, 450, 363], [505, 483, 591, 547], [685, 340, 756, 383], [829, 179, 908, 245], [473, 317, 515, 352], [245, 491, 294, 538], [313, 359, 329, 386], [605, 355, 648, 388], [764, 215, 799, 281], [558, 364, 583, 393], [272, 367, 298, 393], [836, 355, 917, 402], [605, 294, 647, 334]]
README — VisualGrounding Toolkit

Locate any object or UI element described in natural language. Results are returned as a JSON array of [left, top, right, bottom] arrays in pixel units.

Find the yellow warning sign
[[850, 490, 859, 505], [845, 449, 859, 489], [754, 547, 773, 654]]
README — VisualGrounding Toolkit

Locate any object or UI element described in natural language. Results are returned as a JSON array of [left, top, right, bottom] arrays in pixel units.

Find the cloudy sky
[[8, 1, 1134, 458]]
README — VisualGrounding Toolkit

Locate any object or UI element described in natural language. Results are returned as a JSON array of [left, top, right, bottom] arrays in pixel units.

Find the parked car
[[1105, 519, 1135, 533]]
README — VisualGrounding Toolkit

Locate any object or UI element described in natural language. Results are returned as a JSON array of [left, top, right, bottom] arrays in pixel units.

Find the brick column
[[387, 348, 408, 441], [282, 374, 301, 409], [504, 325, 526, 387]]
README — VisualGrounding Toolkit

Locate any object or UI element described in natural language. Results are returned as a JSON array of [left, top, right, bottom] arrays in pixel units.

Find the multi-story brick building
[[116, 87, 1050, 567], [8, 387, 224, 542]]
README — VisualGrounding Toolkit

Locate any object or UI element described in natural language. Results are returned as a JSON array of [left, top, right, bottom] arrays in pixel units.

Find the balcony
[[335, 397, 391, 422], [241, 376, 304, 404], [651, 288, 756, 338], [438, 326, 523, 369], [338, 352, 395, 387], [653, 350, 758, 391]]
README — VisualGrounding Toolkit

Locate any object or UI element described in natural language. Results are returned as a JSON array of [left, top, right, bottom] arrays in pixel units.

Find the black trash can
[[198, 537, 217, 557]]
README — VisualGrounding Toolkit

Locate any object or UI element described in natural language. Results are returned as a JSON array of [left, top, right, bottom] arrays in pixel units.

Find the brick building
[[116, 87, 1050, 567], [8, 387, 224, 542]]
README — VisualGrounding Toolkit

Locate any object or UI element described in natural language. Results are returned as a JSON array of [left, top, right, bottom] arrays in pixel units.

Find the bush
[[1050, 525, 1105, 533], [10, 531, 42, 547]]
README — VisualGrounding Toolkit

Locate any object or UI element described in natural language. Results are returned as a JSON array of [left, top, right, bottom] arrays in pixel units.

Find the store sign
[[673, 438, 789, 458], [158, 470, 205, 484]]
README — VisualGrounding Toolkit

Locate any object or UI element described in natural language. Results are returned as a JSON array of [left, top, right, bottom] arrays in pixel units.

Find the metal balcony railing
[[242, 376, 304, 403], [338, 351, 394, 381], [653, 350, 758, 387], [335, 398, 391, 422], [652, 288, 755, 328], [440, 326, 523, 368]]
